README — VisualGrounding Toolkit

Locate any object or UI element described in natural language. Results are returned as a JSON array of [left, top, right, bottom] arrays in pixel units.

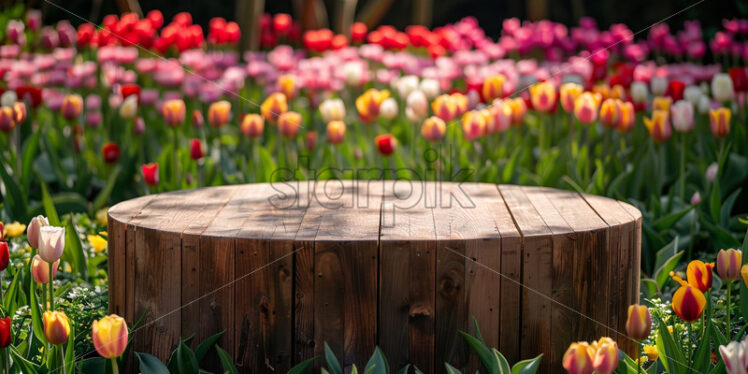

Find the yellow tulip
[[43, 311, 71, 345], [92, 315, 129, 359]]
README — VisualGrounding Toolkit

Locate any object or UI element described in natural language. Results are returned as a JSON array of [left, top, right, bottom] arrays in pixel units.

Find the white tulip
[[671, 100, 694, 132], [420, 78, 440, 99], [343, 62, 363, 87], [0, 91, 17, 107], [697, 95, 711, 114], [319, 98, 346, 123], [684, 85, 703, 105], [719, 338, 748, 374], [119, 95, 138, 119], [38, 226, 65, 263], [650, 76, 668, 96], [630, 81, 649, 103], [379, 98, 398, 120], [27, 215, 49, 249], [406, 90, 428, 118], [405, 107, 423, 123], [395, 75, 419, 98], [711, 73, 735, 103]]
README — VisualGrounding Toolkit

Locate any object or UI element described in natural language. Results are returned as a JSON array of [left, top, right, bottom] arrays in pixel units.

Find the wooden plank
[[379, 180, 436, 373], [498, 185, 551, 370], [314, 180, 381, 367], [234, 183, 307, 373]]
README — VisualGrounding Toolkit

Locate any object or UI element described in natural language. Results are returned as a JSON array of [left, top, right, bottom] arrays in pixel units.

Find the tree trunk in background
[[413, 0, 433, 27], [335, 0, 358, 35], [527, 0, 547, 20], [358, 0, 395, 28], [237, 0, 265, 52], [297, 0, 329, 31], [115, 0, 143, 17]]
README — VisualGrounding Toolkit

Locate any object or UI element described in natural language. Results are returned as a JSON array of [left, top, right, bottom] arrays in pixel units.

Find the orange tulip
[[421, 116, 446, 142], [208, 100, 231, 128], [592, 84, 611, 100], [355, 88, 390, 123], [278, 74, 297, 99], [482, 74, 506, 102], [686, 260, 714, 292], [616, 101, 635, 133], [717, 248, 742, 281], [610, 84, 627, 100], [562, 342, 594, 374], [61, 94, 84, 121], [43, 311, 71, 345], [278, 111, 301, 138], [625, 304, 652, 340], [709, 107, 731, 138], [240, 113, 264, 139], [671, 282, 706, 322], [431, 94, 458, 122], [451, 93, 468, 116], [0, 106, 15, 133], [92, 315, 128, 359], [12, 101, 26, 123], [260, 92, 288, 123], [560, 83, 584, 112], [161, 99, 186, 127], [644, 110, 672, 142], [461, 110, 486, 141], [326, 120, 346, 145], [529, 81, 557, 112], [599, 99, 620, 127], [508, 97, 526, 126]]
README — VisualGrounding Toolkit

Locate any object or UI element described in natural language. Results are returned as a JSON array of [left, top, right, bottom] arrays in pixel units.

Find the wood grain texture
[[107, 181, 642, 373]]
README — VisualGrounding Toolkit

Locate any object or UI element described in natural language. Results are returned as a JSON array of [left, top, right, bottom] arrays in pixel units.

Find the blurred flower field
[[0, 2, 746, 372]]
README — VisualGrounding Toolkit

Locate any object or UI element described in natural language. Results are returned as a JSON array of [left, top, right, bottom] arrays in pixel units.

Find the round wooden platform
[[107, 181, 641, 373]]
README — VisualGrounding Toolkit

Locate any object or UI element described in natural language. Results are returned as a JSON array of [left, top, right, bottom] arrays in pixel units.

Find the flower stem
[[60, 346, 67, 374], [727, 281, 732, 341], [111, 358, 119, 374], [173, 127, 179, 188], [679, 132, 686, 201], [48, 262, 54, 310], [687, 322, 692, 366], [637, 343, 642, 374]]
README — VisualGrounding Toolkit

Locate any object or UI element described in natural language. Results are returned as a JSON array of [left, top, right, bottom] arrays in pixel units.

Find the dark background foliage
[[23, 0, 748, 38]]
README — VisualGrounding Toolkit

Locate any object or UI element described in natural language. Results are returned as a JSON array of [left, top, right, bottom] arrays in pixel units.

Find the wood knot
[[409, 304, 433, 318], [438, 274, 461, 297]]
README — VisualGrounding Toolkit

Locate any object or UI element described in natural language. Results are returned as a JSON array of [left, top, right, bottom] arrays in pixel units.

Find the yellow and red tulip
[[451, 93, 468, 116], [421, 116, 446, 142], [652, 96, 672, 112], [686, 260, 714, 292], [208, 100, 232, 128], [431, 94, 458, 122], [529, 81, 557, 112], [61, 94, 83, 121], [260, 92, 288, 123], [240, 113, 264, 139], [671, 279, 706, 322], [709, 107, 731, 138], [0, 106, 15, 133], [508, 97, 526, 126], [482, 74, 505, 102], [591, 337, 619, 374], [326, 120, 346, 145], [562, 341, 594, 374], [616, 101, 635, 133], [599, 98, 620, 127], [560, 83, 584, 112], [278, 111, 302, 138], [573, 92, 600, 124], [644, 110, 672, 142], [356, 88, 390, 123], [92, 315, 128, 359], [43, 310, 71, 345], [717, 248, 742, 281], [278, 74, 297, 99], [625, 304, 652, 340], [161, 99, 186, 127], [461, 110, 486, 141]]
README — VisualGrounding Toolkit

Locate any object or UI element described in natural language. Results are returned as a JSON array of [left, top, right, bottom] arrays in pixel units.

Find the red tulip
[[375, 134, 397, 156], [351, 22, 367, 44], [101, 142, 120, 164], [305, 131, 317, 151], [666, 81, 685, 101], [0, 317, 11, 348], [120, 84, 141, 105], [146, 10, 164, 30], [729, 67, 748, 92], [273, 14, 292, 35], [15, 86, 42, 108], [142, 163, 159, 186], [0, 242, 8, 271], [190, 139, 203, 160]]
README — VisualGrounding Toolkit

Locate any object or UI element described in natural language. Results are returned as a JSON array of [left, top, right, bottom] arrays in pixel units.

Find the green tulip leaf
[[194, 330, 224, 363], [136, 352, 170, 374], [444, 363, 463, 374], [324, 341, 343, 374], [511, 354, 542, 374], [287, 356, 317, 374], [364, 347, 389, 374], [215, 345, 239, 374]]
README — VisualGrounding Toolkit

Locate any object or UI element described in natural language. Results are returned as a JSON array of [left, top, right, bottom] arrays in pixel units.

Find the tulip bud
[[118, 95, 138, 119], [644, 110, 672, 142], [461, 110, 486, 141], [375, 134, 397, 156], [560, 83, 583, 112], [356, 88, 390, 122], [61, 94, 84, 121], [592, 337, 619, 374], [690, 191, 702, 205], [319, 98, 346, 123], [630, 81, 649, 103], [0, 242, 8, 271], [395, 75, 419, 98], [86, 111, 102, 128], [92, 315, 129, 359], [652, 96, 672, 112], [43, 311, 71, 345], [305, 131, 317, 151], [742, 264, 748, 290], [421, 116, 447, 142], [142, 163, 159, 187], [686, 260, 714, 292], [38, 226, 65, 263], [625, 305, 652, 340], [432, 94, 458, 122], [278, 75, 297, 100], [717, 248, 742, 281], [101, 142, 120, 164], [161, 99, 186, 127], [712, 73, 735, 103], [684, 86, 703, 105], [380, 98, 398, 120], [208, 100, 232, 128], [0, 317, 11, 348], [509, 98, 527, 126], [529, 81, 557, 112], [278, 111, 301, 138], [27, 215, 49, 249], [482, 74, 506, 102], [190, 139, 204, 160], [710, 107, 731, 138], [0, 106, 15, 133], [241, 113, 264, 139], [326, 121, 346, 145], [260, 93, 288, 123], [192, 110, 204, 129], [706, 162, 718, 182], [574, 92, 600, 124], [616, 101, 635, 133], [32, 255, 59, 284], [133, 117, 146, 135], [671, 100, 694, 132], [13, 101, 27, 123], [406, 91, 428, 118], [562, 342, 594, 374], [599, 98, 620, 127]]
